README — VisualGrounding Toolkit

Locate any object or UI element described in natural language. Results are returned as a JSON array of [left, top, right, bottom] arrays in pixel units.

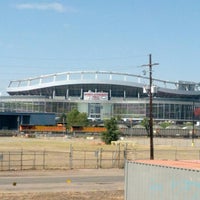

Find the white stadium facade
[[3, 71, 200, 124]]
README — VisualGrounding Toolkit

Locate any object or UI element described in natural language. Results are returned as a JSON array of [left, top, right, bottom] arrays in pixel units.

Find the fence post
[[69, 144, 73, 169], [43, 149, 46, 169], [118, 143, 121, 168], [84, 150, 86, 168], [99, 148, 102, 168], [123, 144, 127, 167], [0, 152, 3, 171], [8, 152, 11, 171], [96, 150, 99, 169], [20, 149, 23, 170], [33, 151, 36, 169], [95, 148, 102, 169]]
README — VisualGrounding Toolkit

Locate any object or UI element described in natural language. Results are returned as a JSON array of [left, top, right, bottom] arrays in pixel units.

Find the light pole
[[142, 54, 159, 160]]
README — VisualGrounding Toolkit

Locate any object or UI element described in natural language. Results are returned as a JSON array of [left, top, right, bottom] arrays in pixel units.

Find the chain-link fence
[[125, 149, 200, 161], [0, 145, 200, 171], [0, 145, 125, 171]]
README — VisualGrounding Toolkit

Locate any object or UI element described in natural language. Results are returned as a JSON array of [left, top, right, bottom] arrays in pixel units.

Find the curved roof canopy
[[6, 71, 200, 99]]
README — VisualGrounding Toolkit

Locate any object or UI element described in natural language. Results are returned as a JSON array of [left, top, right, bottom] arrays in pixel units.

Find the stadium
[[0, 70, 198, 130]]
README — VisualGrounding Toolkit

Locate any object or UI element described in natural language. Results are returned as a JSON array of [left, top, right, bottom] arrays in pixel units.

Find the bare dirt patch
[[0, 190, 124, 200], [0, 169, 124, 200]]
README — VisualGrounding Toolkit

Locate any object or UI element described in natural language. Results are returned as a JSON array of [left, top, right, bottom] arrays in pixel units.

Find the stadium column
[[80, 88, 83, 99], [124, 90, 126, 100], [52, 89, 55, 99], [65, 88, 69, 99]]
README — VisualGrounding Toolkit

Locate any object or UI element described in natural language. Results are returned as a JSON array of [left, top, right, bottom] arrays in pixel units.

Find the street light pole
[[142, 54, 159, 160]]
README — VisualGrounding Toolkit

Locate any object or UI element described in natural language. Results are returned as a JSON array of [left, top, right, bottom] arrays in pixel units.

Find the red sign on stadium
[[84, 91, 108, 101]]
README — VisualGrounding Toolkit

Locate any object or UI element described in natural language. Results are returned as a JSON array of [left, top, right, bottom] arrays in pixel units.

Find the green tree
[[141, 117, 150, 136], [159, 121, 172, 129], [58, 113, 67, 124], [66, 109, 89, 127], [101, 117, 120, 144]]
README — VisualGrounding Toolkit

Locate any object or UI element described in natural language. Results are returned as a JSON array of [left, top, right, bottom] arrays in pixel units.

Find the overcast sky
[[0, 0, 200, 95]]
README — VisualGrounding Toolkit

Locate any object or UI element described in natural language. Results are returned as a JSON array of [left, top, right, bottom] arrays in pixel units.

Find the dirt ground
[[2, 137, 199, 200], [0, 169, 124, 200], [0, 190, 124, 200]]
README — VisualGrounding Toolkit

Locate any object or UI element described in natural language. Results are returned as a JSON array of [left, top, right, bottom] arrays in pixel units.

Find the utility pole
[[142, 54, 159, 160], [192, 101, 195, 146]]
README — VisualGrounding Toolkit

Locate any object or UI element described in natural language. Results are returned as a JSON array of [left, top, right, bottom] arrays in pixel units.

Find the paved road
[[0, 169, 124, 193]]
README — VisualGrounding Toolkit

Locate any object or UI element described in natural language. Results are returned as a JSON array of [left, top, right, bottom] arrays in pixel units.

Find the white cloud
[[16, 2, 75, 13]]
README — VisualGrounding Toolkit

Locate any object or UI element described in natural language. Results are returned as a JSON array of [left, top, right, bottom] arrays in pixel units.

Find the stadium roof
[[6, 71, 200, 99]]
